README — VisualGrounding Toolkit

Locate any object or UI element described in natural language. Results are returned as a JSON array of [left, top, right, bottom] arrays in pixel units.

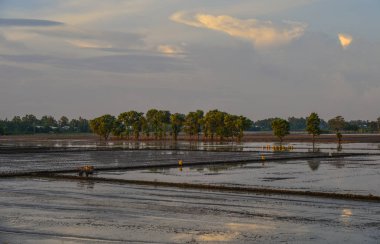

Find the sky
[[0, 0, 379, 120]]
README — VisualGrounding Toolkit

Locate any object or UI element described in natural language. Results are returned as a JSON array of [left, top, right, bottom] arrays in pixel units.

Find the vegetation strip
[[41, 174, 380, 202]]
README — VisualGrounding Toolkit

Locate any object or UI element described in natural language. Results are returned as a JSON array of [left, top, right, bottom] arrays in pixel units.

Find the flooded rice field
[[94, 155, 380, 196], [0, 140, 379, 243], [1, 138, 380, 153], [0, 178, 379, 243]]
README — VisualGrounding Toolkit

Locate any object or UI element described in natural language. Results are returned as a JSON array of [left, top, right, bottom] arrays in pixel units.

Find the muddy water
[[0, 178, 379, 243], [96, 155, 380, 196]]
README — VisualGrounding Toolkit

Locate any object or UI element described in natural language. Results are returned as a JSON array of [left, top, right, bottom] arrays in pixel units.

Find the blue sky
[[0, 0, 379, 120]]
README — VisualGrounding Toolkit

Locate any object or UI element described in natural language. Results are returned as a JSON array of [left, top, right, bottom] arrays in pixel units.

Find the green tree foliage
[[111, 119, 125, 139], [89, 114, 116, 140], [59, 116, 69, 127], [170, 113, 185, 140], [146, 109, 160, 139], [288, 117, 306, 131], [158, 110, 171, 139], [0, 115, 88, 134], [271, 118, 290, 143], [69, 117, 91, 133], [184, 110, 204, 140], [253, 118, 275, 131], [141, 117, 149, 138], [202, 110, 252, 141], [306, 112, 321, 146], [235, 116, 253, 141], [328, 116, 345, 144], [118, 111, 144, 139], [203, 110, 221, 140]]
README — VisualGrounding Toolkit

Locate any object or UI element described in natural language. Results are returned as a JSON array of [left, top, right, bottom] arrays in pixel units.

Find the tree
[[112, 119, 125, 139], [203, 110, 222, 140], [118, 111, 144, 139], [89, 114, 115, 140], [378, 117, 380, 132], [235, 116, 253, 141], [140, 117, 149, 138], [254, 118, 275, 131], [271, 118, 290, 143], [146, 109, 159, 139], [59, 116, 69, 127], [288, 117, 306, 131], [170, 113, 185, 140], [157, 110, 171, 139], [328, 116, 345, 145], [77, 117, 90, 132], [21, 114, 38, 133], [223, 114, 237, 139], [184, 110, 204, 140], [306, 112, 321, 150]]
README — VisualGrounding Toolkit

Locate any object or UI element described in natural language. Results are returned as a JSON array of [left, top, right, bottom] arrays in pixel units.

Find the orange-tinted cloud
[[338, 33, 353, 49], [171, 12, 306, 48]]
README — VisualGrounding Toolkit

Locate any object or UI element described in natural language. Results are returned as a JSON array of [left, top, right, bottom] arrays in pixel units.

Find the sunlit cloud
[[66, 39, 112, 49], [157, 45, 183, 55], [171, 12, 307, 48], [338, 33, 353, 49]]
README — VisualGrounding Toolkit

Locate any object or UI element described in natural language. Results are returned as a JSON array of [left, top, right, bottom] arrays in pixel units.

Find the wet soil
[[0, 178, 379, 243]]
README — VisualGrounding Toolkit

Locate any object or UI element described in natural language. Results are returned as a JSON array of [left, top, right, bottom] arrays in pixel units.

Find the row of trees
[[271, 113, 352, 148], [1, 112, 380, 140], [89, 109, 253, 141], [254, 117, 380, 133], [0, 115, 90, 135]]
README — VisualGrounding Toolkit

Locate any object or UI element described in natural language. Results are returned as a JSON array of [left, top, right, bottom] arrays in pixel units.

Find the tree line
[[271, 113, 380, 148], [253, 117, 380, 133], [89, 109, 253, 141], [1, 112, 379, 140], [0, 115, 90, 135]]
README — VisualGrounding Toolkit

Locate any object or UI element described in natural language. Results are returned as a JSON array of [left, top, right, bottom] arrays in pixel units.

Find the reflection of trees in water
[[77, 180, 95, 190], [307, 159, 320, 171], [205, 163, 245, 173], [330, 158, 345, 168], [308, 148, 321, 153], [337, 144, 343, 152]]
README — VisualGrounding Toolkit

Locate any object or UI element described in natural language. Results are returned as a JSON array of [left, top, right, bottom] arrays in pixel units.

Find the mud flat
[[0, 177, 379, 243]]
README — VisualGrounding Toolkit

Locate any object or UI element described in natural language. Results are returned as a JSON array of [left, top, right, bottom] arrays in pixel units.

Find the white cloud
[[171, 12, 307, 48], [338, 33, 352, 49]]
